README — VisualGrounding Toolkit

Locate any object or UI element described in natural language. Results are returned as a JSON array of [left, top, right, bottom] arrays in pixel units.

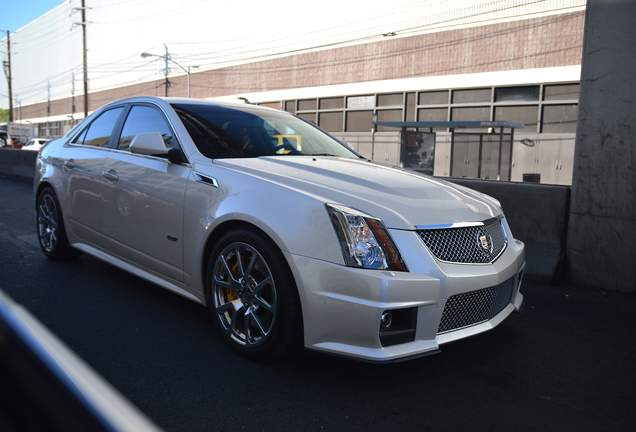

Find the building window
[[544, 84, 580, 101], [406, 92, 416, 121], [345, 111, 373, 132], [542, 104, 578, 133], [418, 108, 448, 122], [284, 101, 296, 114], [418, 108, 448, 131], [419, 91, 449, 105], [377, 109, 402, 131], [347, 95, 374, 109], [494, 106, 539, 131], [377, 93, 403, 107], [453, 88, 491, 103], [298, 99, 317, 110], [451, 106, 490, 122], [319, 111, 343, 132], [495, 86, 540, 102], [298, 112, 316, 123], [320, 97, 344, 110]]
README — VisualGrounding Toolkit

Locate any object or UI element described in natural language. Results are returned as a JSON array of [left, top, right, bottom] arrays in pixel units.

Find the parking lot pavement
[[1, 175, 635, 432]]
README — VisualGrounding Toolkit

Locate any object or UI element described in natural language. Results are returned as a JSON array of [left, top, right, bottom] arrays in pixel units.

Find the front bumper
[[285, 236, 525, 363]]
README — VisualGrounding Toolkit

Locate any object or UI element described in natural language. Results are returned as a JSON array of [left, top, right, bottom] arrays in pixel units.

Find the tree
[[0, 109, 9, 123]]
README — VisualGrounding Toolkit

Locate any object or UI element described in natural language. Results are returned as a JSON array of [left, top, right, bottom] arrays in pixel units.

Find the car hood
[[212, 156, 502, 230]]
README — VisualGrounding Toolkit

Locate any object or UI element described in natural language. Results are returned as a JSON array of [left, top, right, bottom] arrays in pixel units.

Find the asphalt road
[[1, 174, 635, 432]]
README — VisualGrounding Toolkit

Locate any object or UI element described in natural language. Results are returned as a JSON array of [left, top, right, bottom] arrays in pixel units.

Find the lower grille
[[437, 277, 514, 334]]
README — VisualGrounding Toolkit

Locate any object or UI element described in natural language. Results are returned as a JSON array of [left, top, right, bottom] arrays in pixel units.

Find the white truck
[[0, 122, 35, 148]]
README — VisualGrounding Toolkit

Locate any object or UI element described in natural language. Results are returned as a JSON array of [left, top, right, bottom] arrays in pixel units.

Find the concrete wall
[[566, 0, 636, 292], [0, 149, 37, 183], [447, 178, 570, 283], [0, 148, 570, 283]]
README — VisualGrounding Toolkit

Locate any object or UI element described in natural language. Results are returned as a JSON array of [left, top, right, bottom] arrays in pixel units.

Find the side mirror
[[130, 132, 169, 156], [167, 148, 186, 164]]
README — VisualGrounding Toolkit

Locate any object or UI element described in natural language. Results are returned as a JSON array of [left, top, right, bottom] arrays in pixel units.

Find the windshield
[[171, 103, 360, 159]]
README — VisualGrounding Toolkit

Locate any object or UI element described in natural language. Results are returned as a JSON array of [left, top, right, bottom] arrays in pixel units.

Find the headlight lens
[[326, 204, 408, 271]]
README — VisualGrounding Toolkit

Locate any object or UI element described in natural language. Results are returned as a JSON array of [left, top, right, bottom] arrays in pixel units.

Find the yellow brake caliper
[[226, 260, 240, 302]]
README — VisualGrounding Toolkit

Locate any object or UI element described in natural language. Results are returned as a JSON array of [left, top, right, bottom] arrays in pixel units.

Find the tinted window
[[172, 103, 358, 159], [74, 107, 123, 147], [119, 106, 173, 151]]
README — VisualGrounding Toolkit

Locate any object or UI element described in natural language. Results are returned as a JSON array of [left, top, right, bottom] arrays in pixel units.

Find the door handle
[[102, 170, 119, 182]]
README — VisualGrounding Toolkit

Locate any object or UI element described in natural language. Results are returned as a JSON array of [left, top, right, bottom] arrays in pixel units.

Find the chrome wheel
[[212, 242, 277, 348], [37, 192, 60, 254]]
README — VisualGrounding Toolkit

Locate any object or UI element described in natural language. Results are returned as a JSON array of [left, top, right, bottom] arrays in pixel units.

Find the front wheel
[[36, 187, 77, 260], [206, 229, 302, 360]]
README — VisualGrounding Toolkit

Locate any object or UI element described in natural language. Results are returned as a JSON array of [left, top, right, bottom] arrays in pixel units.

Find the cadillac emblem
[[479, 234, 493, 252]]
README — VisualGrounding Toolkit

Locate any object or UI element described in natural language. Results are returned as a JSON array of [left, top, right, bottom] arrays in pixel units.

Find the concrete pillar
[[566, 0, 636, 292]]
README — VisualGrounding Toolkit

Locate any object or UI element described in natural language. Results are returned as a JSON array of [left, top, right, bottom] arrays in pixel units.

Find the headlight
[[326, 204, 408, 271]]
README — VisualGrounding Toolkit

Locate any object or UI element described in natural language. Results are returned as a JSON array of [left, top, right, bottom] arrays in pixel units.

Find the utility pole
[[71, 72, 76, 119], [163, 44, 171, 97], [81, 0, 88, 117], [3, 30, 13, 122]]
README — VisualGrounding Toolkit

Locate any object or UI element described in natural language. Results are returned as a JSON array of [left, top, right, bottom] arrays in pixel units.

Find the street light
[[141, 52, 199, 98]]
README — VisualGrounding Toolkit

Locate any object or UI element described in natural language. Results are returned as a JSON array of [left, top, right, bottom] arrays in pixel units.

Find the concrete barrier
[[0, 148, 37, 182], [0, 148, 569, 282], [446, 178, 570, 283]]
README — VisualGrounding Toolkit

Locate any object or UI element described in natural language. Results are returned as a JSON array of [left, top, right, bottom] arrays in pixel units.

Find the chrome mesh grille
[[417, 218, 507, 264], [437, 277, 514, 334]]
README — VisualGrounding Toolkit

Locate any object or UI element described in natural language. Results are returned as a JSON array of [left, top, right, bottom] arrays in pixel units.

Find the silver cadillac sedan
[[34, 97, 525, 362]]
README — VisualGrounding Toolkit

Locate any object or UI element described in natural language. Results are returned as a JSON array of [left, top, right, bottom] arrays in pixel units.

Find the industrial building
[[1, 0, 586, 185]]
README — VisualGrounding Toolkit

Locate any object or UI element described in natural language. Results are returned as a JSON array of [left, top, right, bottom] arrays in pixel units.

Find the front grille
[[437, 277, 514, 334], [417, 218, 507, 264]]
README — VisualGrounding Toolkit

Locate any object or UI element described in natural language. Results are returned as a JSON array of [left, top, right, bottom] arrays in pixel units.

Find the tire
[[206, 228, 302, 360], [36, 187, 77, 260]]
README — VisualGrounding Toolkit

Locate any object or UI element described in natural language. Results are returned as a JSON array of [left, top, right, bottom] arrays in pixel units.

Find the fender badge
[[167, 235, 179, 242]]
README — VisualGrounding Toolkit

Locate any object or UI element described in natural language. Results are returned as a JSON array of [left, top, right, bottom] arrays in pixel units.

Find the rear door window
[[73, 107, 124, 147]]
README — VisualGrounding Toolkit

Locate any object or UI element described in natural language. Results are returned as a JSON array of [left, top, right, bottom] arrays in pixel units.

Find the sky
[[0, 0, 64, 33]]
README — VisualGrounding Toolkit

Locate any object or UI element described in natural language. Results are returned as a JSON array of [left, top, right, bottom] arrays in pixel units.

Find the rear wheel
[[36, 187, 77, 260], [206, 228, 302, 360]]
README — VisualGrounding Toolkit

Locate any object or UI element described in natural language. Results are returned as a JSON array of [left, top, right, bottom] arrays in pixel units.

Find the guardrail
[[0, 148, 38, 182]]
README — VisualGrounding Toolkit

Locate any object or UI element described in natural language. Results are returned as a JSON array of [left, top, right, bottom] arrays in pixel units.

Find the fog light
[[379, 307, 417, 347], [381, 312, 393, 329]]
